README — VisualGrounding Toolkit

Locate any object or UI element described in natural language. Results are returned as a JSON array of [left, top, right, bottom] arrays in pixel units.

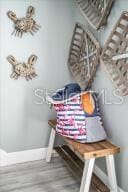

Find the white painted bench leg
[[80, 158, 95, 192], [106, 155, 118, 192], [46, 128, 56, 162]]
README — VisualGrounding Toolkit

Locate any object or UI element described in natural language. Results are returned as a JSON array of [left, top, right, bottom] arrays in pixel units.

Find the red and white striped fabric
[[48, 91, 107, 143], [54, 94, 87, 143]]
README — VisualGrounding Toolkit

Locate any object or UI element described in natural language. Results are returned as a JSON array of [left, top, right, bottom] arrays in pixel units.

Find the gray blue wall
[[0, 0, 127, 191], [74, 0, 128, 191], [0, 0, 75, 152]]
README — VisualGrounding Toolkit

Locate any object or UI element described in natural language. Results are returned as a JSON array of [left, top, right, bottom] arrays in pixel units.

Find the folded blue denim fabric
[[52, 83, 81, 101]]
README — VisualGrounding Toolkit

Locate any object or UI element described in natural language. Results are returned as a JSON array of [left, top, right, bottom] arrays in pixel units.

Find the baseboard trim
[[0, 148, 57, 166], [0, 148, 124, 192], [94, 165, 125, 192]]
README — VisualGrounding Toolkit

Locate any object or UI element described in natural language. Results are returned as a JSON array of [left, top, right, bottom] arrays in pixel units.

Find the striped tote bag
[[47, 84, 107, 143]]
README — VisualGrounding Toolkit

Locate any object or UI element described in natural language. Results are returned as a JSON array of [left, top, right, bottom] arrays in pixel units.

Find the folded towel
[[52, 83, 81, 101]]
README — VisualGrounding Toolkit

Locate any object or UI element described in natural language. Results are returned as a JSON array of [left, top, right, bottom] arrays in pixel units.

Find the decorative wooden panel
[[101, 12, 128, 96], [68, 23, 100, 90], [75, 0, 114, 30]]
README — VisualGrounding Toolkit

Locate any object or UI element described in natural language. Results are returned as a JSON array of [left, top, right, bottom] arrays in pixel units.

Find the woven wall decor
[[7, 55, 38, 81], [75, 0, 114, 30], [7, 6, 41, 37], [68, 23, 101, 90], [101, 12, 128, 96]]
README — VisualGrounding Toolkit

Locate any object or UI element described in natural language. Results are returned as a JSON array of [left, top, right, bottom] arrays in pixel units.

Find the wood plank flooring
[[55, 146, 109, 192], [0, 157, 97, 192]]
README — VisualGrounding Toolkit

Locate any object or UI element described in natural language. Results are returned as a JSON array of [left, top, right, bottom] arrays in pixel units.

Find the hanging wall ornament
[[7, 55, 38, 81], [75, 0, 114, 30], [101, 12, 128, 96], [68, 23, 101, 90], [7, 6, 41, 37]]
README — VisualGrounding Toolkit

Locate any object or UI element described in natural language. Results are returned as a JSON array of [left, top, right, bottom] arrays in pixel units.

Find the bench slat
[[48, 120, 120, 160], [55, 145, 109, 192]]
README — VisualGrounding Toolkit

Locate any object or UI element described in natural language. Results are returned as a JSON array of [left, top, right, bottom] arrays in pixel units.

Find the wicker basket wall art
[[101, 12, 128, 96], [68, 23, 101, 90], [75, 0, 114, 30]]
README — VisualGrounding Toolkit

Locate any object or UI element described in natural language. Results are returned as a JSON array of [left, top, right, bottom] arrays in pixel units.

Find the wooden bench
[[46, 120, 120, 192]]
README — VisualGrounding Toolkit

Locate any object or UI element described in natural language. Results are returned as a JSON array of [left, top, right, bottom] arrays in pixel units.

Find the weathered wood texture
[[75, 0, 114, 30], [0, 158, 80, 192], [48, 120, 120, 160], [68, 23, 101, 89], [101, 12, 128, 96]]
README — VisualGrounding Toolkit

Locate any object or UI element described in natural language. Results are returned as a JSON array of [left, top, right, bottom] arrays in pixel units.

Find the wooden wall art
[[75, 0, 114, 30], [68, 23, 101, 90], [7, 55, 38, 81], [7, 6, 41, 37], [101, 12, 128, 96]]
